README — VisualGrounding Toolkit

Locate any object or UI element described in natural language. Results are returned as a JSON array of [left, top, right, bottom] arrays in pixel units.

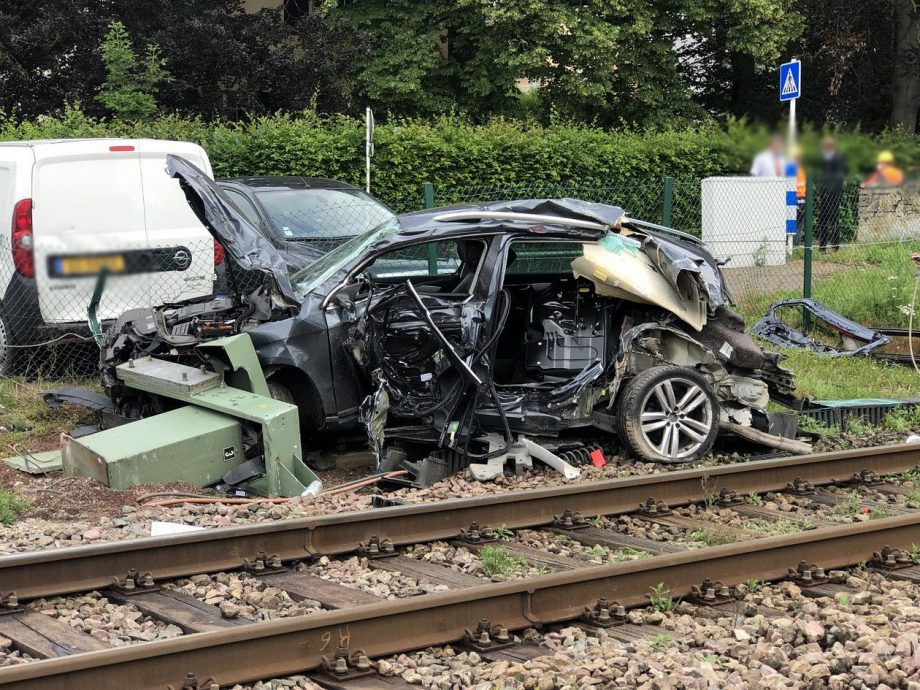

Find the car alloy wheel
[[616, 365, 719, 463], [638, 377, 713, 459]]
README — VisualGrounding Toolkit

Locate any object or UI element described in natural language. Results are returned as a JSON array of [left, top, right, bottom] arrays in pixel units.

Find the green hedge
[[1, 107, 915, 213]]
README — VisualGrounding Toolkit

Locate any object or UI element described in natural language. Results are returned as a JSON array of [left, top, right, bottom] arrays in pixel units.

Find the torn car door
[[358, 279, 490, 457]]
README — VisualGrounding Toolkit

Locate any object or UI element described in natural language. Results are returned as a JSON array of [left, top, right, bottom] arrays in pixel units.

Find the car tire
[[267, 378, 297, 406], [616, 366, 718, 463], [0, 308, 23, 376]]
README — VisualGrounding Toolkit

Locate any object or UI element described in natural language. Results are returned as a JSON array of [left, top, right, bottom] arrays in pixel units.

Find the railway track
[[2, 443, 920, 689]]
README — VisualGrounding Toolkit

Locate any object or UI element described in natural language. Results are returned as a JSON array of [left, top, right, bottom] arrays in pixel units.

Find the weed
[[847, 417, 877, 436], [585, 544, 607, 559], [698, 653, 724, 668], [747, 518, 806, 536], [649, 633, 673, 653], [744, 491, 763, 505], [587, 515, 606, 528], [479, 546, 528, 577], [834, 491, 865, 518], [647, 583, 675, 613], [906, 544, 920, 564], [492, 525, 514, 540], [0, 490, 27, 525], [745, 578, 766, 593], [797, 415, 836, 436], [870, 506, 892, 520], [837, 593, 851, 607], [700, 475, 718, 511], [908, 489, 920, 508], [691, 526, 738, 546], [612, 547, 650, 562]]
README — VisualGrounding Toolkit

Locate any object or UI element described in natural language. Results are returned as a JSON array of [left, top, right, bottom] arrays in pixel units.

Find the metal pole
[[662, 176, 674, 227], [802, 176, 815, 332], [365, 107, 373, 194], [423, 182, 438, 275]]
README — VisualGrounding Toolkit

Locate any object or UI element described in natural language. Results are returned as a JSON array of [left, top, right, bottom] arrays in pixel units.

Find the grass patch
[[746, 518, 807, 536], [0, 377, 101, 454], [779, 349, 920, 400], [0, 489, 28, 524], [479, 546, 528, 577], [611, 546, 650, 562], [690, 526, 739, 546], [883, 406, 920, 432], [737, 242, 920, 328]]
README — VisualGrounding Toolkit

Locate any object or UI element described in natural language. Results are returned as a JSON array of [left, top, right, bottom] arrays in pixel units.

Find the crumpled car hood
[[167, 155, 298, 304]]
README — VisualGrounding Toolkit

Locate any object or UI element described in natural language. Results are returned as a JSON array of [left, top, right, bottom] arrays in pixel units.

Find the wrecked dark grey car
[[102, 156, 792, 472]]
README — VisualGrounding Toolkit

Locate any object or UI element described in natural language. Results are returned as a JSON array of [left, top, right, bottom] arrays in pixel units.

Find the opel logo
[[173, 249, 191, 269]]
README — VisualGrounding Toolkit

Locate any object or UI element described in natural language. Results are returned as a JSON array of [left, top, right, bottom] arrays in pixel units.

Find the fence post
[[803, 179, 815, 301], [661, 177, 674, 227], [423, 182, 438, 275]]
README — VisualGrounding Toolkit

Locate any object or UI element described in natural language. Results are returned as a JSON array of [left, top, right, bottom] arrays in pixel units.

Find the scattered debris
[[750, 298, 891, 356]]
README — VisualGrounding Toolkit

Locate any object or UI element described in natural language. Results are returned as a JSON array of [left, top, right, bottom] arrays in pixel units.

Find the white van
[[0, 138, 221, 372]]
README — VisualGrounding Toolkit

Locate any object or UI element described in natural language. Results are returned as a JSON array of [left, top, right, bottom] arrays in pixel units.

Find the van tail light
[[213, 238, 225, 266], [12, 199, 35, 278]]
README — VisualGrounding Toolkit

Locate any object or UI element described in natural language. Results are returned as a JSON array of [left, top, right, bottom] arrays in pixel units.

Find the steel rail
[[2, 513, 919, 690], [1, 443, 919, 600]]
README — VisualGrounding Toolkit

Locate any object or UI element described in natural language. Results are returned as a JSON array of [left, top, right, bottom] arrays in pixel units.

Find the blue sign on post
[[779, 60, 801, 102]]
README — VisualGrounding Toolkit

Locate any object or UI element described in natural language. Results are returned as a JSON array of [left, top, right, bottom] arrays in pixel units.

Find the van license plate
[[54, 254, 126, 277]]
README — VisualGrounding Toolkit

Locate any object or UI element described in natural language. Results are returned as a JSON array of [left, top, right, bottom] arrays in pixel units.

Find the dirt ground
[[0, 458, 370, 523]]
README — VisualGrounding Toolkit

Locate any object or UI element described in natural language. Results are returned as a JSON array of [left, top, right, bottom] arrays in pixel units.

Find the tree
[[321, 0, 803, 126], [96, 21, 171, 120], [890, 0, 920, 133]]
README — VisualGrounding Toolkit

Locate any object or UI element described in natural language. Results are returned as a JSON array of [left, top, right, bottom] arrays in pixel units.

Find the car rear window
[[506, 241, 588, 274], [255, 188, 394, 240]]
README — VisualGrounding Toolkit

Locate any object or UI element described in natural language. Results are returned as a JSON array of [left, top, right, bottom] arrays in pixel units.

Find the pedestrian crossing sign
[[779, 60, 801, 101]]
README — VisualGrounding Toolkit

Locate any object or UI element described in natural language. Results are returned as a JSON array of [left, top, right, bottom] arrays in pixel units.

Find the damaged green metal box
[[61, 406, 243, 490]]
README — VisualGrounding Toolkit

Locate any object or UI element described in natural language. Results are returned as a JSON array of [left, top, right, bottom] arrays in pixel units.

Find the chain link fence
[[4, 176, 919, 380]]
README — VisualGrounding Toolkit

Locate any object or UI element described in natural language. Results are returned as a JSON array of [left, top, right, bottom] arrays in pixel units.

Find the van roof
[[0, 138, 204, 149]]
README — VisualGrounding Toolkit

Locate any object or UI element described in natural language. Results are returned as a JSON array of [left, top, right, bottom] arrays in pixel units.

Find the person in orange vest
[[861, 151, 905, 188]]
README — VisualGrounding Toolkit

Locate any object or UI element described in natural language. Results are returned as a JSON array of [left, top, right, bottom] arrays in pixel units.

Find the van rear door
[[137, 140, 214, 305], [32, 141, 152, 324]]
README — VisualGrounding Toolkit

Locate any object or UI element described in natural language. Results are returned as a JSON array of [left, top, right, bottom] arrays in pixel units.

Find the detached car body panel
[[102, 157, 789, 466]]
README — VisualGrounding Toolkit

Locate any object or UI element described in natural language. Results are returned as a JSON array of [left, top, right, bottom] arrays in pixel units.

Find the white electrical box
[[701, 177, 788, 268]]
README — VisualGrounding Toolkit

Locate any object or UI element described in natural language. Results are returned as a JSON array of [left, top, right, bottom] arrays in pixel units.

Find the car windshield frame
[[254, 187, 395, 240], [290, 216, 404, 298]]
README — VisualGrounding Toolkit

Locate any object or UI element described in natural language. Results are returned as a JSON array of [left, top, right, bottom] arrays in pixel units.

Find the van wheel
[[0, 310, 22, 376], [616, 366, 718, 463]]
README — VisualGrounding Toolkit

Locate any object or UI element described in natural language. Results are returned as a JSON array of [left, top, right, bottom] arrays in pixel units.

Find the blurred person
[[750, 135, 786, 177], [790, 145, 807, 244], [861, 150, 905, 188], [816, 137, 846, 252]]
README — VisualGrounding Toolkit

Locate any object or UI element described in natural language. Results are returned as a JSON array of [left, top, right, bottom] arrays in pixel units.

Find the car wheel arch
[[263, 364, 325, 435]]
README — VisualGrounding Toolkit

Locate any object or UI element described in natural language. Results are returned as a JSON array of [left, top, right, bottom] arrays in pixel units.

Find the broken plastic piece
[[589, 448, 606, 467], [468, 434, 581, 481]]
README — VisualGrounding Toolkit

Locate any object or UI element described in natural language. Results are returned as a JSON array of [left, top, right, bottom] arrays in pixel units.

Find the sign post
[[779, 59, 801, 247], [779, 59, 801, 152], [365, 107, 375, 194]]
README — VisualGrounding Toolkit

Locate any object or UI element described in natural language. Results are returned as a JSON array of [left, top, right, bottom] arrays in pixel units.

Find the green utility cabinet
[[61, 406, 243, 490]]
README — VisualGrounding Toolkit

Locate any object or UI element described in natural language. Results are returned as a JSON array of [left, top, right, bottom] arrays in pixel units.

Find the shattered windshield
[[290, 216, 403, 298], [256, 188, 394, 239]]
